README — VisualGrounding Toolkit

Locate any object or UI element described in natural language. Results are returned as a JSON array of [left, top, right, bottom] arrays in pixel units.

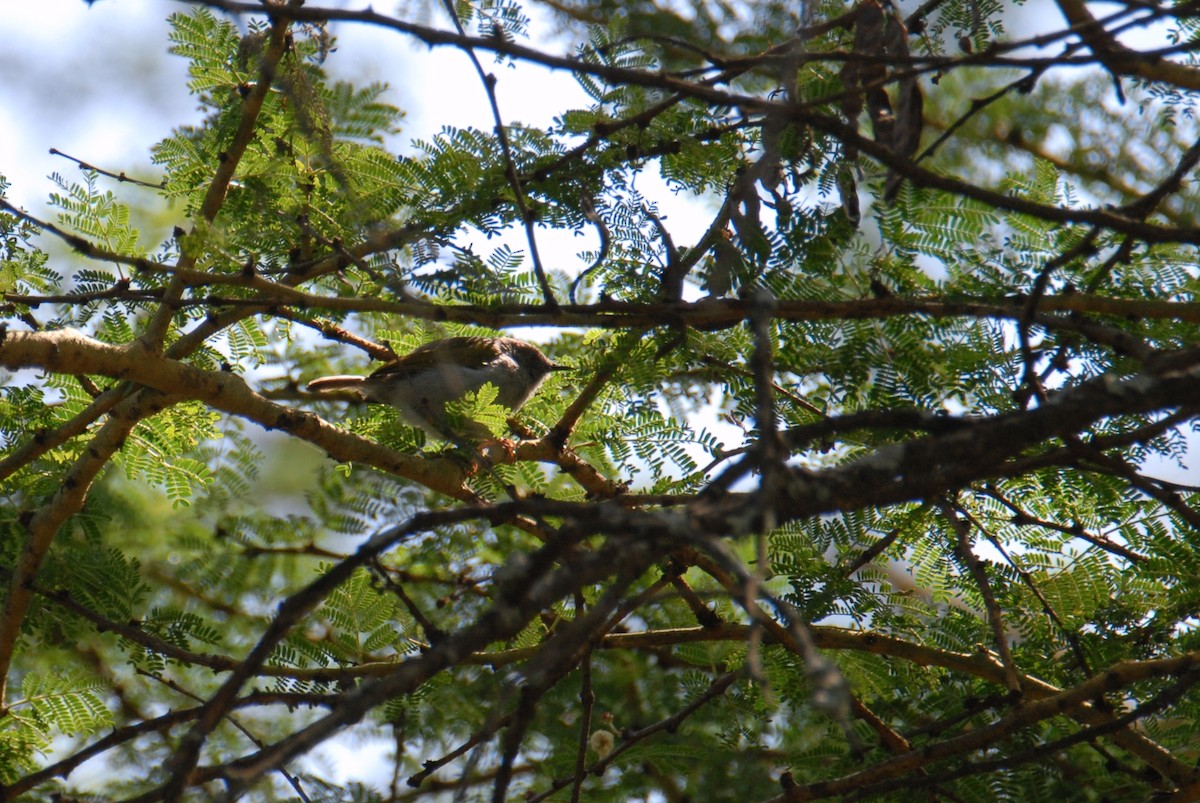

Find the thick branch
[[0, 328, 472, 498]]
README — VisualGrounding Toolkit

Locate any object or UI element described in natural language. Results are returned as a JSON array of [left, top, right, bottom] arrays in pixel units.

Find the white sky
[[0, 0, 711, 251]]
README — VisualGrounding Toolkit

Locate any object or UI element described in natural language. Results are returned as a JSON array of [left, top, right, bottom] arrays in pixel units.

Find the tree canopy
[[3, 0, 1200, 800]]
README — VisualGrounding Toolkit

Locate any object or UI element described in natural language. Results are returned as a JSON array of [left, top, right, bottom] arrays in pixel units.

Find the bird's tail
[[306, 376, 365, 392]]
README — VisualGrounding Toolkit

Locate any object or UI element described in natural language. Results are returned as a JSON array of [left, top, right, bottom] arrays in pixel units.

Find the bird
[[306, 336, 569, 440]]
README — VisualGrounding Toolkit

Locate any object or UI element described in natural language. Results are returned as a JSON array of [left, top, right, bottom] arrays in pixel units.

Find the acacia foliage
[[2, 0, 1200, 800]]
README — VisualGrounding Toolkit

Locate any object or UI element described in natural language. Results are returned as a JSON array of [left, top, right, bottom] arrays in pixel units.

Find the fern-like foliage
[[5, 2, 1200, 801]]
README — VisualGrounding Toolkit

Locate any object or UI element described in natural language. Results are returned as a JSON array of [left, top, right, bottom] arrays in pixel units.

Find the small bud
[[589, 729, 615, 759]]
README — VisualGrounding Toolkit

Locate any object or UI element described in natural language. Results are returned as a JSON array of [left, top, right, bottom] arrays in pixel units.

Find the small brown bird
[[306, 336, 569, 438]]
